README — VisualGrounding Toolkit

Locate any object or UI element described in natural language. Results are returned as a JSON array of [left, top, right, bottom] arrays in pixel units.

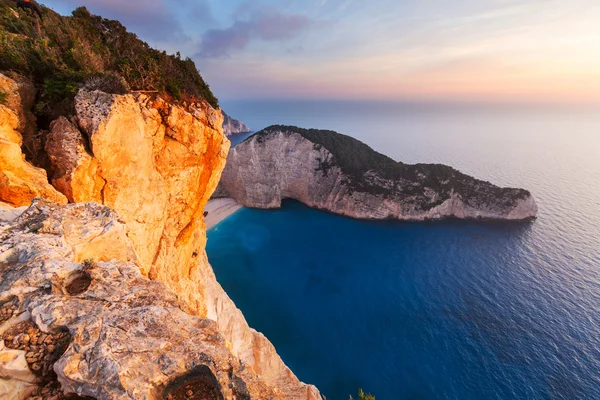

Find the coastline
[[205, 198, 243, 229]]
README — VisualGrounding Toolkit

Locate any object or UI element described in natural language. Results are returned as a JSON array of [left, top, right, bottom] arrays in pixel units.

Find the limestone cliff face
[[0, 73, 67, 206], [0, 83, 321, 399], [46, 89, 228, 317], [222, 112, 251, 136], [220, 126, 538, 221]]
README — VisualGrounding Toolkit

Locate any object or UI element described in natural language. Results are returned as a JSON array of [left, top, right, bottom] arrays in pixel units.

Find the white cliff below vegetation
[[219, 126, 538, 221]]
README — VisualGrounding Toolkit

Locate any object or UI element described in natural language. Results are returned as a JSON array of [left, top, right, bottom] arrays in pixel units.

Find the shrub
[[83, 72, 129, 94], [34, 71, 84, 117], [349, 389, 376, 400], [0, 89, 6, 104], [0, 0, 219, 119]]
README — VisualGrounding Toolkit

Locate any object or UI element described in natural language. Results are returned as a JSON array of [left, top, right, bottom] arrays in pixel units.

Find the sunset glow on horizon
[[44, 0, 600, 103]]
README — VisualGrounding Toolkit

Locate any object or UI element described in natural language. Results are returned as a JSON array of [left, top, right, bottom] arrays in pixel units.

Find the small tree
[[349, 388, 376, 400]]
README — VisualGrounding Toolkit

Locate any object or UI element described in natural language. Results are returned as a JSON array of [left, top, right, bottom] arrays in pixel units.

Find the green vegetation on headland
[[252, 125, 531, 209], [0, 88, 6, 104], [0, 0, 218, 122], [349, 389, 376, 400]]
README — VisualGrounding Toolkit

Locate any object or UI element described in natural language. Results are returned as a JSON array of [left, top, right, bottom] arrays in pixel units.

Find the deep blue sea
[[208, 100, 600, 400]]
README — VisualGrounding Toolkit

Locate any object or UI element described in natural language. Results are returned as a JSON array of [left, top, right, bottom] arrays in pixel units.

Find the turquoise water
[[208, 102, 600, 399]]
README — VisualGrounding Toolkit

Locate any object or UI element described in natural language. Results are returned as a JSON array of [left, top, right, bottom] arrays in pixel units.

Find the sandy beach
[[204, 198, 243, 229]]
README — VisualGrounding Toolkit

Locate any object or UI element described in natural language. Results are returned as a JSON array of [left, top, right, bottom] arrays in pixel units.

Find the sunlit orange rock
[[44, 89, 321, 399], [0, 73, 67, 207]]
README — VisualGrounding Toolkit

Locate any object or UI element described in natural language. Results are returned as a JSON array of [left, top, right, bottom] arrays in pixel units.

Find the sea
[[207, 100, 600, 400]]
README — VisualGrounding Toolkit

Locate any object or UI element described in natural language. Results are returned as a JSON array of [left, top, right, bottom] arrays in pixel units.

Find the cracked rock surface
[[0, 199, 280, 399]]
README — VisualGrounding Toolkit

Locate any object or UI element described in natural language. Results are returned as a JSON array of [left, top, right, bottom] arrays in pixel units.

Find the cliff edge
[[219, 125, 538, 221], [0, 70, 320, 399], [1, 3, 321, 398]]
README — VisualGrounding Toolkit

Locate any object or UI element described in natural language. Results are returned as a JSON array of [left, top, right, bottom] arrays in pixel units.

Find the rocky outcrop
[[0, 73, 67, 207], [219, 126, 538, 221], [46, 89, 229, 313], [223, 112, 251, 136], [0, 69, 320, 398], [40, 91, 320, 399], [0, 200, 280, 399]]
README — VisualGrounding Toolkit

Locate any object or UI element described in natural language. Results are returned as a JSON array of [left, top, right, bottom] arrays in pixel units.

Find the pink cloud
[[199, 8, 310, 58]]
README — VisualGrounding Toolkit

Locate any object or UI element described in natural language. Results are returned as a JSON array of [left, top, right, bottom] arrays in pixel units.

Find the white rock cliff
[[220, 126, 538, 221]]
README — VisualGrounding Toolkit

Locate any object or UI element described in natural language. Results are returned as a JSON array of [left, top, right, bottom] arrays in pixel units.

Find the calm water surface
[[208, 101, 600, 399]]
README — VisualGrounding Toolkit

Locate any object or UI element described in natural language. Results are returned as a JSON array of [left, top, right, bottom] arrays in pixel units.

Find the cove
[[207, 200, 600, 400]]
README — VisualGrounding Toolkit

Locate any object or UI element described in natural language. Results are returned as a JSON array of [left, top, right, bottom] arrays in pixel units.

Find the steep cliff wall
[[0, 74, 321, 399], [46, 89, 228, 317], [220, 126, 538, 221]]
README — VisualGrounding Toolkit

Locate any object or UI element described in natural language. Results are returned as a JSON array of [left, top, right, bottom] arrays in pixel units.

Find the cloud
[[199, 7, 310, 58], [188, 0, 215, 25], [49, 0, 186, 41]]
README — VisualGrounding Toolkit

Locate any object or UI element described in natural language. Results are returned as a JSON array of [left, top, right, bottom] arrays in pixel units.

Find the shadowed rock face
[[0, 73, 67, 207], [220, 125, 538, 221], [0, 200, 279, 399]]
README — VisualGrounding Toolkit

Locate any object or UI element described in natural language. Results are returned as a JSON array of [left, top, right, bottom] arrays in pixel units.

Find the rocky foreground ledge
[[0, 200, 279, 399], [219, 126, 538, 221]]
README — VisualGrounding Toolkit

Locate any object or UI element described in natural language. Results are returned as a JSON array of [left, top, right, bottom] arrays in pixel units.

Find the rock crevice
[[0, 73, 67, 207]]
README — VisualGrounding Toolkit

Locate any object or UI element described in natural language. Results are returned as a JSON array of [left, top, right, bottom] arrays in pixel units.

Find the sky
[[41, 0, 600, 103]]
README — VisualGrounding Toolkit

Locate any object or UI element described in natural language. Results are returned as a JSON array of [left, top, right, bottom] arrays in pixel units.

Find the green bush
[[82, 72, 129, 95], [0, 0, 219, 117], [349, 389, 376, 400], [0, 89, 6, 104]]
